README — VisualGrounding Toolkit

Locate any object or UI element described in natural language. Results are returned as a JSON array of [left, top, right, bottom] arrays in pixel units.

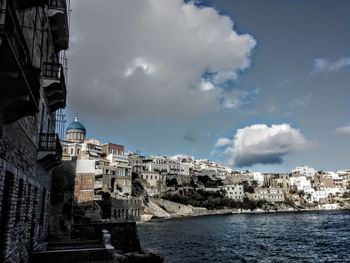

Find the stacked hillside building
[[0, 0, 69, 262], [58, 118, 142, 222]]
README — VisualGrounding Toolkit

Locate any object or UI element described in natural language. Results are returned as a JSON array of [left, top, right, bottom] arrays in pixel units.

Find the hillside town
[[0, 1, 349, 263], [60, 117, 350, 223]]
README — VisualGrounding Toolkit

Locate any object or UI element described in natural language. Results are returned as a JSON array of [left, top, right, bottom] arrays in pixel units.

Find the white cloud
[[69, 0, 256, 119], [336, 125, 350, 135], [215, 138, 232, 147], [199, 80, 215, 91], [217, 124, 308, 167], [124, 57, 154, 77], [313, 57, 350, 73]]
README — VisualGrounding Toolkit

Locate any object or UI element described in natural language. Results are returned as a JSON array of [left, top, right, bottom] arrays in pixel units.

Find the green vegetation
[[196, 175, 223, 188], [163, 189, 268, 210], [342, 191, 350, 198]]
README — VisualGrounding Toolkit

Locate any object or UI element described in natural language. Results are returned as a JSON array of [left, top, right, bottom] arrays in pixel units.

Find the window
[[1, 172, 15, 257], [111, 178, 115, 192], [77, 149, 80, 155], [15, 179, 24, 223], [40, 188, 47, 225], [26, 184, 32, 217], [70, 149, 73, 154]]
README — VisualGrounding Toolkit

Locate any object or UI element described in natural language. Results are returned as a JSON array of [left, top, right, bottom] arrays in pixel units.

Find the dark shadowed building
[[0, 0, 69, 262]]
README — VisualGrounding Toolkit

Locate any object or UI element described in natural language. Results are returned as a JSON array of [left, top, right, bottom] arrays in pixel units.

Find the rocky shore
[[140, 197, 350, 222]]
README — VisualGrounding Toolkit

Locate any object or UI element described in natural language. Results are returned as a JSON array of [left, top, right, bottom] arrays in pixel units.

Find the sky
[[66, 0, 350, 172]]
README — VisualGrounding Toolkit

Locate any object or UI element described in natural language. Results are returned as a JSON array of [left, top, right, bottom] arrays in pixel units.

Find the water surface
[[138, 211, 350, 262]]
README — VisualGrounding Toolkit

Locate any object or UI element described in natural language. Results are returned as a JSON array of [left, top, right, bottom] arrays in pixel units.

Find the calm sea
[[138, 210, 350, 263]]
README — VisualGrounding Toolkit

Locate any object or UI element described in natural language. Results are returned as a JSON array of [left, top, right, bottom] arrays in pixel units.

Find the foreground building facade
[[0, 0, 69, 262]]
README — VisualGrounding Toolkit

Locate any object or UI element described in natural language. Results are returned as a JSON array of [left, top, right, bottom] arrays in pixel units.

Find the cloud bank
[[313, 57, 350, 73], [215, 124, 308, 167], [336, 125, 350, 135], [69, 0, 256, 119]]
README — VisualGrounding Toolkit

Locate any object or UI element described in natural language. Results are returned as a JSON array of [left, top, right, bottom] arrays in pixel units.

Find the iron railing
[[39, 133, 63, 158], [44, 62, 67, 96], [43, 62, 61, 79], [0, 0, 39, 108], [55, 109, 66, 139], [49, 0, 66, 9], [15, 0, 48, 10], [0, 0, 31, 66]]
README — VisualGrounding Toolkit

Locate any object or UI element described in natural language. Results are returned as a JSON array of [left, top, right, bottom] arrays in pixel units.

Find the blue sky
[[66, 0, 350, 172]]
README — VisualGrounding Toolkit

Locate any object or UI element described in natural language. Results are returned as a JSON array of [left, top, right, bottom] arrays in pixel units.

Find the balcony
[[14, 0, 48, 10], [0, 0, 40, 123], [48, 0, 69, 52], [37, 133, 63, 169], [43, 62, 66, 112]]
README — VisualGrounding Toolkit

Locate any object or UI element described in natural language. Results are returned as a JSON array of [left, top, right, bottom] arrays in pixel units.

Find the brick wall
[[74, 173, 95, 203], [0, 157, 51, 262]]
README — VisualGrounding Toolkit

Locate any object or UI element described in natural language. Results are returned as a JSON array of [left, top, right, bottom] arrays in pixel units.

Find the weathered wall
[[0, 2, 67, 262], [0, 143, 52, 262], [72, 222, 142, 253], [49, 161, 76, 241], [139, 173, 166, 197], [74, 173, 95, 203], [111, 198, 143, 221]]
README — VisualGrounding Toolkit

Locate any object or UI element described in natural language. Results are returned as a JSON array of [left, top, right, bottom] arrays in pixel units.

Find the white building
[[219, 185, 244, 201], [292, 166, 317, 177], [252, 172, 264, 186], [139, 172, 167, 197], [253, 188, 285, 202], [290, 176, 314, 194]]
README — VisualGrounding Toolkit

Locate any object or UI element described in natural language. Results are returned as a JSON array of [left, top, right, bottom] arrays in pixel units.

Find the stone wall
[[0, 117, 53, 262], [0, 151, 52, 262], [72, 222, 142, 253], [49, 161, 76, 241], [111, 198, 143, 221], [139, 172, 166, 197], [0, 2, 68, 262]]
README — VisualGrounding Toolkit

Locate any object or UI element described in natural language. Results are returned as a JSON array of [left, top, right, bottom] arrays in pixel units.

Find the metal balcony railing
[[39, 133, 63, 158], [49, 0, 66, 9], [43, 62, 61, 79], [0, 0, 40, 114], [15, 0, 48, 10], [43, 62, 67, 111], [0, 0, 31, 66]]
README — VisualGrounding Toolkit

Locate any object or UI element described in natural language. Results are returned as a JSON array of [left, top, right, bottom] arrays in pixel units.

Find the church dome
[[65, 116, 86, 142], [67, 116, 86, 133]]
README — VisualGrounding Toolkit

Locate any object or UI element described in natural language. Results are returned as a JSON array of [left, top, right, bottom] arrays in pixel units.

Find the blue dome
[[67, 116, 86, 133]]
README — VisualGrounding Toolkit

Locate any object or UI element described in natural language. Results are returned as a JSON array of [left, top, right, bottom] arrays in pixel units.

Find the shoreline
[[139, 206, 350, 223]]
